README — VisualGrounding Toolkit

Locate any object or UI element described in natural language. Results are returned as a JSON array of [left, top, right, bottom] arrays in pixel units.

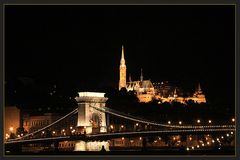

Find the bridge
[[5, 92, 235, 152]]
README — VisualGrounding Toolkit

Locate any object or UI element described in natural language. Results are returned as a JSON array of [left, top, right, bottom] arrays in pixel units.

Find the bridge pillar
[[74, 92, 109, 151]]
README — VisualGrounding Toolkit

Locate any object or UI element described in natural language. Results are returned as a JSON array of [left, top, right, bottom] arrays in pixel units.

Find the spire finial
[[173, 88, 177, 98], [197, 83, 202, 93], [120, 45, 125, 66], [140, 68, 143, 81], [129, 74, 132, 82]]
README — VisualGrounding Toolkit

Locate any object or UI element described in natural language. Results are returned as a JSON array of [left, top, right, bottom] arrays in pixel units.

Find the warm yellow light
[[202, 143, 205, 146], [197, 120, 201, 123], [9, 127, 13, 132], [208, 120, 212, 124], [212, 140, 215, 143], [192, 146, 194, 150], [231, 132, 233, 135], [221, 136, 224, 139], [62, 129, 65, 132], [189, 137, 192, 141], [70, 126, 73, 130], [121, 125, 124, 128], [136, 123, 139, 126], [179, 121, 182, 125], [121, 137, 124, 140], [168, 121, 171, 124], [52, 131, 56, 134], [226, 134, 229, 137], [197, 145, 200, 148], [139, 137, 142, 140], [207, 142, 210, 145], [110, 125, 114, 129], [232, 118, 235, 122], [42, 131, 45, 134], [186, 147, 189, 151]]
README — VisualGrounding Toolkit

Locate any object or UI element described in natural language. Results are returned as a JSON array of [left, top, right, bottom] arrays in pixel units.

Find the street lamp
[[232, 118, 235, 122], [208, 120, 212, 124], [179, 121, 182, 125], [197, 119, 201, 124], [168, 121, 171, 124]]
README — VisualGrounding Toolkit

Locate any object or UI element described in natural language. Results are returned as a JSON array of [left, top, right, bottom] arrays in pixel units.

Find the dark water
[[5, 147, 235, 155]]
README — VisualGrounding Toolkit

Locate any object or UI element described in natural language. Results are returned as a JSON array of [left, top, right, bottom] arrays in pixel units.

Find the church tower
[[119, 45, 127, 90]]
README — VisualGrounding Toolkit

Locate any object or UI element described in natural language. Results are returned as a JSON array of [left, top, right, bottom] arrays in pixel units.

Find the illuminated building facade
[[4, 106, 20, 140], [118, 46, 206, 103]]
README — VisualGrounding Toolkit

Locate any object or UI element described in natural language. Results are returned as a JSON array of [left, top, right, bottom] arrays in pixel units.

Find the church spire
[[120, 45, 125, 65], [197, 83, 202, 94], [173, 88, 178, 98], [119, 45, 127, 90], [129, 73, 132, 82], [140, 68, 143, 81]]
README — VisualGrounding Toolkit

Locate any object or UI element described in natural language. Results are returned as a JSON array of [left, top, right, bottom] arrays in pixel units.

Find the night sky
[[5, 5, 235, 106]]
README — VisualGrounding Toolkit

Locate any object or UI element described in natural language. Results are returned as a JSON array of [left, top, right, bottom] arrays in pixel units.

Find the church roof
[[126, 80, 154, 89]]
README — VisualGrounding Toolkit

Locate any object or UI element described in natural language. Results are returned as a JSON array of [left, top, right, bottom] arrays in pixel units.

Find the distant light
[[189, 137, 192, 141], [226, 134, 229, 137], [136, 123, 139, 126], [217, 138, 220, 141], [42, 131, 45, 134], [158, 137, 161, 140], [52, 131, 56, 134], [232, 118, 235, 122], [168, 121, 171, 124], [20, 133, 23, 136], [221, 136, 224, 139], [207, 142, 210, 145], [191, 146, 194, 150], [70, 126, 73, 130], [197, 120, 201, 123], [208, 120, 212, 124], [154, 140, 157, 143], [9, 127, 13, 132], [110, 125, 114, 129], [197, 145, 200, 148], [218, 147, 221, 150], [231, 132, 233, 135], [62, 129, 65, 132], [212, 140, 215, 143], [202, 143, 205, 146], [139, 137, 142, 140], [186, 147, 189, 151], [121, 137, 124, 140], [121, 125, 124, 128], [179, 121, 182, 125]]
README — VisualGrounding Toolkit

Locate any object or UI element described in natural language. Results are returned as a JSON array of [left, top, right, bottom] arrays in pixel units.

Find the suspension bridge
[[5, 92, 235, 152]]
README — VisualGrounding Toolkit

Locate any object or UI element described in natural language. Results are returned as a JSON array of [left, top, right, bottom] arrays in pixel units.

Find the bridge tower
[[74, 92, 109, 151], [75, 92, 108, 134]]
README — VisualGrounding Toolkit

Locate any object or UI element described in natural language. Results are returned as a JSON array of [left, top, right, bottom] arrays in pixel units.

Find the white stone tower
[[119, 45, 127, 90]]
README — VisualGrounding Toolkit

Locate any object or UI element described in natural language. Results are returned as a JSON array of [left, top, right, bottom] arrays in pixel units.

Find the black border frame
[[0, 0, 239, 160]]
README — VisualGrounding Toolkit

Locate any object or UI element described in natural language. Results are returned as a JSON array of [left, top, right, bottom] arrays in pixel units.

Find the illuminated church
[[118, 46, 206, 103]]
